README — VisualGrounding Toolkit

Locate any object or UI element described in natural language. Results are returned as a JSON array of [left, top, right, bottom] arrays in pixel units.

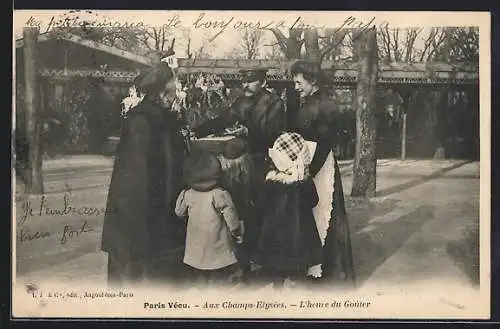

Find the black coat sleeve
[[309, 142, 331, 177], [309, 99, 342, 177], [263, 97, 287, 146]]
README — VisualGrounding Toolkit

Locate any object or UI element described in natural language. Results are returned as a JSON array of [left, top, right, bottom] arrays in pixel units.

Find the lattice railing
[[37, 68, 478, 85], [38, 68, 140, 82]]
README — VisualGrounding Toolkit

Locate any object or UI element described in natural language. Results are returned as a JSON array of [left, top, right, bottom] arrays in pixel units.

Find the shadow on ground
[[446, 223, 480, 286], [376, 161, 472, 198], [140, 198, 436, 290], [350, 204, 436, 285], [345, 197, 400, 234]]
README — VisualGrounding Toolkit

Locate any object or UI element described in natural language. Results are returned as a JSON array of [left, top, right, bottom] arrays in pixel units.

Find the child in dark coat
[[255, 132, 323, 289]]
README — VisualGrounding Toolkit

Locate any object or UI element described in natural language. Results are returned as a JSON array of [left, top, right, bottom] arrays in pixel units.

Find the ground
[[13, 156, 481, 291]]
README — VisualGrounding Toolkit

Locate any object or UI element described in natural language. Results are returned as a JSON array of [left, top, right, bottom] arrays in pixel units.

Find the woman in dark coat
[[101, 61, 187, 286], [255, 132, 323, 289], [288, 60, 356, 288]]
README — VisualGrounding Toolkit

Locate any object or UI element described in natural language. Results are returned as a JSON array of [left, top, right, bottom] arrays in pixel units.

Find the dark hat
[[222, 137, 248, 159], [239, 68, 268, 82], [134, 62, 174, 96], [182, 151, 223, 191]]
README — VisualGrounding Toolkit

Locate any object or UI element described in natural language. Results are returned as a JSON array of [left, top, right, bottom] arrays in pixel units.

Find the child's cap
[[182, 150, 222, 190]]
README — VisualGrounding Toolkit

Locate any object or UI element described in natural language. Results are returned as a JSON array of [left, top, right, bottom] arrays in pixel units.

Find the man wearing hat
[[192, 68, 286, 276]]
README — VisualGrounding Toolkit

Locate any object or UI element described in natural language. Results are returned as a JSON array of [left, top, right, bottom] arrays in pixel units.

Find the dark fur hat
[[134, 62, 174, 96], [182, 151, 223, 191]]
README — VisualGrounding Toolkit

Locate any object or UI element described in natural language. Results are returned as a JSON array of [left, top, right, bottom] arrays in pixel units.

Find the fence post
[[23, 26, 44, 195], [401, 113, 407, 161]]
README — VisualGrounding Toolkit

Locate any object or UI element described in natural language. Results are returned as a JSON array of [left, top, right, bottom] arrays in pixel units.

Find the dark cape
[[256, 179, 323, 274], [101, 98, 186, 283], [288, 89, 356, 287]]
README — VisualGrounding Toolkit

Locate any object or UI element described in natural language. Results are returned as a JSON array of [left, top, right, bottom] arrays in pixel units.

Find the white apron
[[312, 150, 336, 246], [304, 142, 336, 277]]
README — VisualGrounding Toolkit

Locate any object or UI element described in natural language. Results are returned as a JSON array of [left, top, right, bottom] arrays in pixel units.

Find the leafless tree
[[434, 27, 479, 62], [418, 27, 448, 62], [266, 26, 349, 63], [223, 47, 243, 59], [351, 27, 378, 198], [239, 27, 264, 59], [376, 25, 470, 64], [51, 11, 146, 53], [137, 24, 175, 61], [377, 26, 423, 63], [377, 24, 393, 62], [181, 28, 193, 59], [263, 43, 285, 60], [404, 28, 421, 62], [265, 27, 304, 59], [193, 31, 216, 59], [321, 29, 354, 61]]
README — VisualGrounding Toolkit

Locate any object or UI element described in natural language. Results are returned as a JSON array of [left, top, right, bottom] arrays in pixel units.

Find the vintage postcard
[[11, 10, 490, 320]]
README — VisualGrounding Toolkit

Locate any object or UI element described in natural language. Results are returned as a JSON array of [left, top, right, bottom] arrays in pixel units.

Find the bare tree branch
[[160, 26, 166, 51], [377, 24, 392, 61], [267, 27, 304, 59], [319, 28, 349, 63], [304, 28, 320, 61], [268, 28, 289, 57], [392, 28, 401, 61], [237, 27, 264, 59], [404, 28, 421, 62], [426, 28, 447, 61], [182, 28, 193, 59]]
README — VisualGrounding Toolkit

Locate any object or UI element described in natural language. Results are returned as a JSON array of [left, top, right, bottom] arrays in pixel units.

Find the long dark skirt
[[257, 180, 323, 275], [107, 253, 148, 286]]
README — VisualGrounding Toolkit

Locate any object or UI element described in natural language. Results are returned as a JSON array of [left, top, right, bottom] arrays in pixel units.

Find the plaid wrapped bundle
[[268, 132, 312, 182]]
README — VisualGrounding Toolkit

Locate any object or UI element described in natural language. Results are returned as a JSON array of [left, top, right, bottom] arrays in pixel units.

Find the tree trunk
[[304, 29, 320, 61], [23, 27, 44, 195], [269, 28, 304, 59], [320, 28, 349, 62], [287, 28, 304, 59], [352, 30, 363, 62], [351, 27, 378, 198], [399, 90, 412, 160], [186, 38, 192, 59], [434, 88, 449, 159], [350, 29, 361, 153]]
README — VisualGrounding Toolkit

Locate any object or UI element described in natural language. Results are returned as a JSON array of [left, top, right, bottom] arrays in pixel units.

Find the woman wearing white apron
[[288, 60, 356, 288]]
